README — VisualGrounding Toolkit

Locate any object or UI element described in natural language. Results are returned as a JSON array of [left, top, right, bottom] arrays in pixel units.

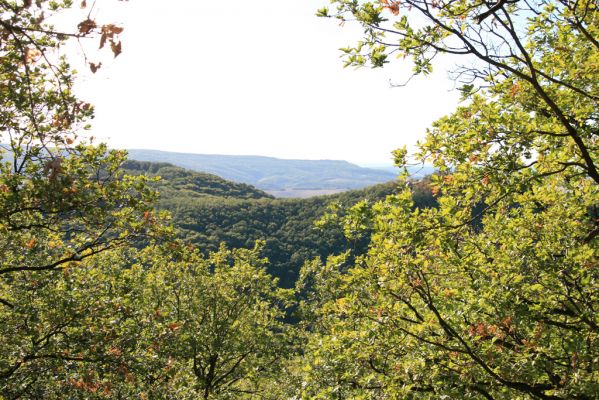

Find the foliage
[[123, 161, 435, 289], [0, 250, 151, 398], [0, 146, 164, 395], [132, 243, 294, 400], [0, 1, 166, 396], [295, 0, 599, 398], [0, 1, 425, 394], [3, 0, 596, 398]]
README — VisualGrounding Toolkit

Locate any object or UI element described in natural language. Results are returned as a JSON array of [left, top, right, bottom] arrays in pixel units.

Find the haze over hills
[[126, 149, 399, 197], [0, 145, 432, 198], [362, 163, 435, 178]]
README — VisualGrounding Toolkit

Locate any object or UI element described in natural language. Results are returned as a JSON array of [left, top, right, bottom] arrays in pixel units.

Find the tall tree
[[134, 243, 293, 399], [0, 1, 167, 396], [297, 1, 598, 398]]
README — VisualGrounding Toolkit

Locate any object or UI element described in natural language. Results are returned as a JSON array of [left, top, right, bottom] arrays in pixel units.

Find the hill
[[122, 160, 436, 288], [125, 149, 397, 194], [122, 160, 272, 200]]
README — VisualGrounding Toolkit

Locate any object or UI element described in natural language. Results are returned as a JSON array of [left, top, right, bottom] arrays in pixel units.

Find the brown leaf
[[43, 157, 63, 180], [381, 0, 400, 15], [110, 40, 122, 58], [89, 62, 101, 73], [102, 24, 124, 35], [99, 32, 107, 49], [168, 322, 181, 332], [108, 346, 123, 357], [78, 18, 96, 35], [80, 0, 87, 8]]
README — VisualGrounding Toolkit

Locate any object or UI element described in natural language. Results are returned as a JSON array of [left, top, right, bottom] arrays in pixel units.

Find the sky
[[69, 0, 461, 165]]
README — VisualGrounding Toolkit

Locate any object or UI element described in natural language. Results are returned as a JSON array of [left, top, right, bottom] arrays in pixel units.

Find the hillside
[[123, 160, 436, 288], [122, 160, 272, 200], [126, 149, 398, 194]]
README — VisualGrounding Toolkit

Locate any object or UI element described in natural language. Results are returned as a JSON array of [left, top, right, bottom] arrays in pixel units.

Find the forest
[[123, 160, 436, 288], [0, 0, 597, 399]]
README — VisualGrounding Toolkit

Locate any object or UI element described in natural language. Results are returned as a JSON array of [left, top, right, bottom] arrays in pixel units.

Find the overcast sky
[[71, 0, 460, 165]]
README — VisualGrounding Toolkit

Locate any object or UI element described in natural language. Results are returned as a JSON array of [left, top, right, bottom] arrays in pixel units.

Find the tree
[[296, 1, 598, 398], [319, 0, 598, 186], [134, 243, 293, 399], [0, 1, 168, 395]]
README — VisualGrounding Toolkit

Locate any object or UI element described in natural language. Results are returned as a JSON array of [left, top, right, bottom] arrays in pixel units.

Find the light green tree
[[0, 1, 169, 396], [133, 243, 294, 400], [297, 0, 598, 399]]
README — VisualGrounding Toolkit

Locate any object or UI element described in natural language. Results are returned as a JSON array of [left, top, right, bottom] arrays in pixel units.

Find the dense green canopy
[[1, 0, 596, 398]]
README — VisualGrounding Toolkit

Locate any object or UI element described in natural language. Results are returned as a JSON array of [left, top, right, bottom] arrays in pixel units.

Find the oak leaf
[[24, 48, 41, 64], [381, 0, 400, 15], [78, 19, 96, 35], [89, 62, 101, 73], [110, 40, 122, 57]]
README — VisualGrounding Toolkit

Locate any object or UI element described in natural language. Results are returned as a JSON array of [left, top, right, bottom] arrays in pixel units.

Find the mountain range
[[126, 149, 432, 197]]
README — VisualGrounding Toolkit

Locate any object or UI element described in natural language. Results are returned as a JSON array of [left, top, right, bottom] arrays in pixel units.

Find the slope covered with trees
[[122, 160, 273, 200], [122, 160, 436, 288]]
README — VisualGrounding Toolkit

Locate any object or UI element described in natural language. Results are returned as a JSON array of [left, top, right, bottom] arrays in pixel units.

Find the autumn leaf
[[168, 322, 182, 332], [89, 62, 101, 73], [99, 32, 107, 49], [509, 82, 521, 97], [78, 18, 97, 35], [110, 40, 122, 58], [23, 48, 41, 64], [108, 346, 123, 357], [43, 157, 63, 180], [101, 24, 124, 35], [381, 0, 400, 16]]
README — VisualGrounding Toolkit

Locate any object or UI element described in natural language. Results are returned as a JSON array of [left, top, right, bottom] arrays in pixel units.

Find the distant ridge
[[122, 160, 273, 200], [126, 149, 398, 194]]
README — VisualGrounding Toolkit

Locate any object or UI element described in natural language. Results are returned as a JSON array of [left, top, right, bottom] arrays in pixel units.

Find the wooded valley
[[0, 0, 597, 399]]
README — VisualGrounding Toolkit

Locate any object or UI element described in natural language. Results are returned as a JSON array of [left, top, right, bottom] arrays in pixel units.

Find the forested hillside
[[122, 160, 436, 287], [123, 160, 273, 200]]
